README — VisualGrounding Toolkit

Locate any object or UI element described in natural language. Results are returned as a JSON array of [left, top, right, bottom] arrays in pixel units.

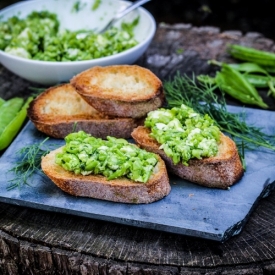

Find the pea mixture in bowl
[[0, 10, 139, 61]]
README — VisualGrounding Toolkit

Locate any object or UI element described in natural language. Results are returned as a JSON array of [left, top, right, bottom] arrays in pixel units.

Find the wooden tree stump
[[1, 23, 275, 275]]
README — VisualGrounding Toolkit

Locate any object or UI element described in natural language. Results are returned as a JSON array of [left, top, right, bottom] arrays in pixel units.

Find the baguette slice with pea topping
[[41, 131, 171, 204], [131, 105, 244, 189]]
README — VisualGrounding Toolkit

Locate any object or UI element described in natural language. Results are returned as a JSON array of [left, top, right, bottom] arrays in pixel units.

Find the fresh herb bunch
[[164, 73, 275, 164], [7, 137, 56, 190]]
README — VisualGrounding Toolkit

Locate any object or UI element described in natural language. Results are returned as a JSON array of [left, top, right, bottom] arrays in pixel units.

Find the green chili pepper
[[0, 97, 33, 151], [0, 97, 24, 136]]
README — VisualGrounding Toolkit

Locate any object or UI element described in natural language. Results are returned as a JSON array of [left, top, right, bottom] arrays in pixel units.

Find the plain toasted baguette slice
[[27, 83, 144, 139], [41, 147, 171, 204], [131, 126, 244, 189], [70, 65, 165, 118]]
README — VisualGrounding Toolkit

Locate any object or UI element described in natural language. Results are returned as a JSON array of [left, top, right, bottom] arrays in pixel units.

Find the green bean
[[0, 97, 33, 151], [0, 97, 24, 135]]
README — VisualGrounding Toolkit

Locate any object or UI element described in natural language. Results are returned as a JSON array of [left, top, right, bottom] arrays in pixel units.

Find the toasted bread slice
[[70, 65, 165, 118], [27, 83, 144, 139], [41, 147, 171, 204], [131, 126, 244, 189]]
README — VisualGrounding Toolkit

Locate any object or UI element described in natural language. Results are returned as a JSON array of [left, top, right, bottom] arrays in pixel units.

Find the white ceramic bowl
[[0, 0, 156, 85]]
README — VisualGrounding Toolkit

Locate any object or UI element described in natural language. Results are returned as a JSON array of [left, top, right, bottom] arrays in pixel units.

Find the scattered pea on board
[[0, 96, 33, 151], [0, 97, 24, 134]]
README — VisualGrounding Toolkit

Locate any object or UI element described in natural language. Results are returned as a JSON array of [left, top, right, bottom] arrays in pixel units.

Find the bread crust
[[70, 65, 165, 118], [41, 147, 171, 204], [27, 83, 144, 139], [131, 126, 244, 189]]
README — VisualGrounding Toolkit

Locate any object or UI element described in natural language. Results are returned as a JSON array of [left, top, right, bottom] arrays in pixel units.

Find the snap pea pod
[[209, 59, 275, 95], [215, 63, 268, 109], [207, 59, 275, 95], [0, 97, 33, 151], [0, 97, 24, 135], [243, 74, 275, 88], [198, 72, 275, 89], [0, 98, 5, 108], [227, 62, 270, 75], [215, 78, 263, 106], [228, 44, 275, 67], [209, 60, 270, 75]]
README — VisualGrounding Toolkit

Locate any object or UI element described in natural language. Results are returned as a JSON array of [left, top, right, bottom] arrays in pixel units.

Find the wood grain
[[1, 23, 275, 274]]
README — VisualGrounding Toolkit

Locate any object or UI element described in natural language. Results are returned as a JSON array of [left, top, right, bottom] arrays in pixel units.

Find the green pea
[[0, 97, 33, 151], [0, 97, 24, 136]]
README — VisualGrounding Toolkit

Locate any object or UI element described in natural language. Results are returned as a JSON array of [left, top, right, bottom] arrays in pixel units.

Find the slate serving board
[[0, 105, 275, 242]]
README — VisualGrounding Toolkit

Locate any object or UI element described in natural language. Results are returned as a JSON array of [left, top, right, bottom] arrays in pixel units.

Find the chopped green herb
[[7, 137, 56, 190]]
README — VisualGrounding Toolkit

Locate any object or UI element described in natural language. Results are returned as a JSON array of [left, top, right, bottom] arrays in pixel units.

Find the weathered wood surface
[[1, 23, 275, 275]]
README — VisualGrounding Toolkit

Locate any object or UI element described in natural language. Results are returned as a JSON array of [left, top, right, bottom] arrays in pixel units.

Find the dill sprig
[[7, 137, 54, 190], [163, 73, 275, 153]]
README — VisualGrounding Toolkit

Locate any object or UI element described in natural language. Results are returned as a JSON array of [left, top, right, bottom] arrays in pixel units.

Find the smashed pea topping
[[55, 131, 158, 183], [144, 104, 221, 165], [0, 11, 139, 62]]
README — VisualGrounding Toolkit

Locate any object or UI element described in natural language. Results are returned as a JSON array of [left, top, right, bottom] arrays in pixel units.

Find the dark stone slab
[[0, 105, 274, 242]]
